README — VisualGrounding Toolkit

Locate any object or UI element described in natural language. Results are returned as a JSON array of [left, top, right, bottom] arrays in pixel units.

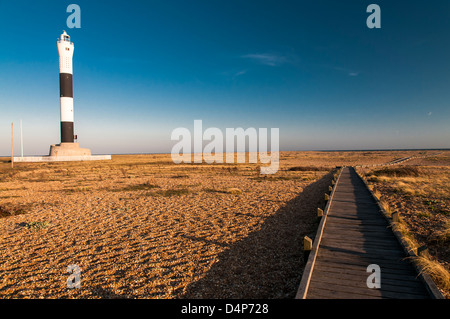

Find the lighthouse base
[[12, 143, 110, 162], [49, 143, 91, 157]]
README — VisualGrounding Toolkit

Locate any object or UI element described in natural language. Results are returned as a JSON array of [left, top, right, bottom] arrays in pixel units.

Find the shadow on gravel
[[179, 169, 336, 299]]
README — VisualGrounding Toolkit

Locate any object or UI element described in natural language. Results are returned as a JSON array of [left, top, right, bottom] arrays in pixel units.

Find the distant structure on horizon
[[14, 31, 110, 162]]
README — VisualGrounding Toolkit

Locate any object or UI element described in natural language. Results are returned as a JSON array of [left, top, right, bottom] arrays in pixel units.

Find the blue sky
[[1, 0, 449, 155]]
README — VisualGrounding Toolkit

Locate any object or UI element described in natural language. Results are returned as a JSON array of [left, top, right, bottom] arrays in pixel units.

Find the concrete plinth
[[13, 155, 111, 162], [49, 143, 91, 157]]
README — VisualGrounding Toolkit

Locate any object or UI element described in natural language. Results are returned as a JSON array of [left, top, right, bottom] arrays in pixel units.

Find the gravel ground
[[0, 151, 429, 298]]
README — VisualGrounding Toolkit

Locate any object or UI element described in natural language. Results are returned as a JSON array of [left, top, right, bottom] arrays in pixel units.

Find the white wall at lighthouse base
[[13, 143, 111, 162], [13, 155, 111, 162]]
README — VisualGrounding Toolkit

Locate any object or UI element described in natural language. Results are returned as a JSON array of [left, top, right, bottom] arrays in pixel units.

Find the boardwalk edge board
[[295, 167, 343, 299], [356, 170, 445, 299]]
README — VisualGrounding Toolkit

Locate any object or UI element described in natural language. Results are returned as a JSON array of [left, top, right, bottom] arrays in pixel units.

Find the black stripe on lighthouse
[[60, 72, 74, 143], [61, 122, 74, 143], [60, 73, 73, 98]]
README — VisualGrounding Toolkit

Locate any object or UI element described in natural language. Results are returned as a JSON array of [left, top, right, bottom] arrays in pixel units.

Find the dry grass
[[287, 166, 329, 172], [429, 221, 450, 245], [414, 257, 450, 293], [371, 166, 421, 177]]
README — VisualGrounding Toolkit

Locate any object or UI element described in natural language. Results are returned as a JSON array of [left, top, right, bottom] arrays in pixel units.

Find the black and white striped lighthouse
[[57, 30, 75, 143], [45, 30, 105, 160]]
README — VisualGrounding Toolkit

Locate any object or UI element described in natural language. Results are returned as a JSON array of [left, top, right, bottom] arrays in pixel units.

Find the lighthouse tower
[[49, 30, 91, 157], [57, 30, 75, 143], [13, 30, 111, 162]]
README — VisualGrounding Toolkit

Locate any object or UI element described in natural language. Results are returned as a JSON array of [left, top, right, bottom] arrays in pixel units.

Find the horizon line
[[2, 148, 449, 158]]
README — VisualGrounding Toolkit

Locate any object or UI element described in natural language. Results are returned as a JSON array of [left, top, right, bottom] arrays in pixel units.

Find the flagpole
[[11, 122, 14, 168], [20, 119, 23, 158]]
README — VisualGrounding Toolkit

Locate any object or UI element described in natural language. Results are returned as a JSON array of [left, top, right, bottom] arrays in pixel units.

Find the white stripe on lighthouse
[[60, 97, 74, 122], [59, 56, 73, 74]]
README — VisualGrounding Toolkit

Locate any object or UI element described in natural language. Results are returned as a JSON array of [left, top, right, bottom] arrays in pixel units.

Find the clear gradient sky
[[1, 0, 449, 155]]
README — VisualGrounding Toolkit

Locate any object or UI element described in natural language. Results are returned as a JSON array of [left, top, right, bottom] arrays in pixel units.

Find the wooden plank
[[328, 211, 379, 217], [324, 223, 391, 233], [325, 216, 389, 226], [332, 194, 373, 199], [324, 227, 392, 238], [330, 200, 377, 205], [332, 198, 376, 204], [307, 287, 382, 299], [315, 253, 417, 273], [320, 238, 405, 253], [310, 266, 429, 294], [322, 229, 396, 240], [322, 241, 401, 251], [318, 244, 406, 260], [328, 207, 381, 215], [320, 239, 401, 252], [321, 227, 394, 238], [320, 239, 406, 259], [327, 210, 384, 217], [325, 218, 386, 226], [309, 273, 430, 298], [325, 222, 389, 229], [322, 231, 394, 243], [333, 189, 372, 195], [323, 223, 392, 234], [307, 280, 386, 298], [321, 230, 399, 242], [314, 262, 422, 282], [307, 278, 429, 299]]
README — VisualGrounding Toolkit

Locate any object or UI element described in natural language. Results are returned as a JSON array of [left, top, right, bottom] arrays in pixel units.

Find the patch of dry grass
[[414, 257, 450, 293], [287, 166, 329, 172], [430, 221, 450, 244], [372, 166, 421, 177]]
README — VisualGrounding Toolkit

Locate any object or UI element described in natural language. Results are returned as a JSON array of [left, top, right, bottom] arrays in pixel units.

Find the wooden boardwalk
[[297, 167, 441, 299]]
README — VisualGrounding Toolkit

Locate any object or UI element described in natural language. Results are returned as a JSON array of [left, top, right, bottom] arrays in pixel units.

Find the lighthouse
[[13, 30, 111, 162], [57, 30, 75, 143], [48, 30, 92, 158]]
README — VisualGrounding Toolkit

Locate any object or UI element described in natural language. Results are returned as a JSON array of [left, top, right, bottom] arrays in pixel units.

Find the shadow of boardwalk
[[179, 170, 335, 299]]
